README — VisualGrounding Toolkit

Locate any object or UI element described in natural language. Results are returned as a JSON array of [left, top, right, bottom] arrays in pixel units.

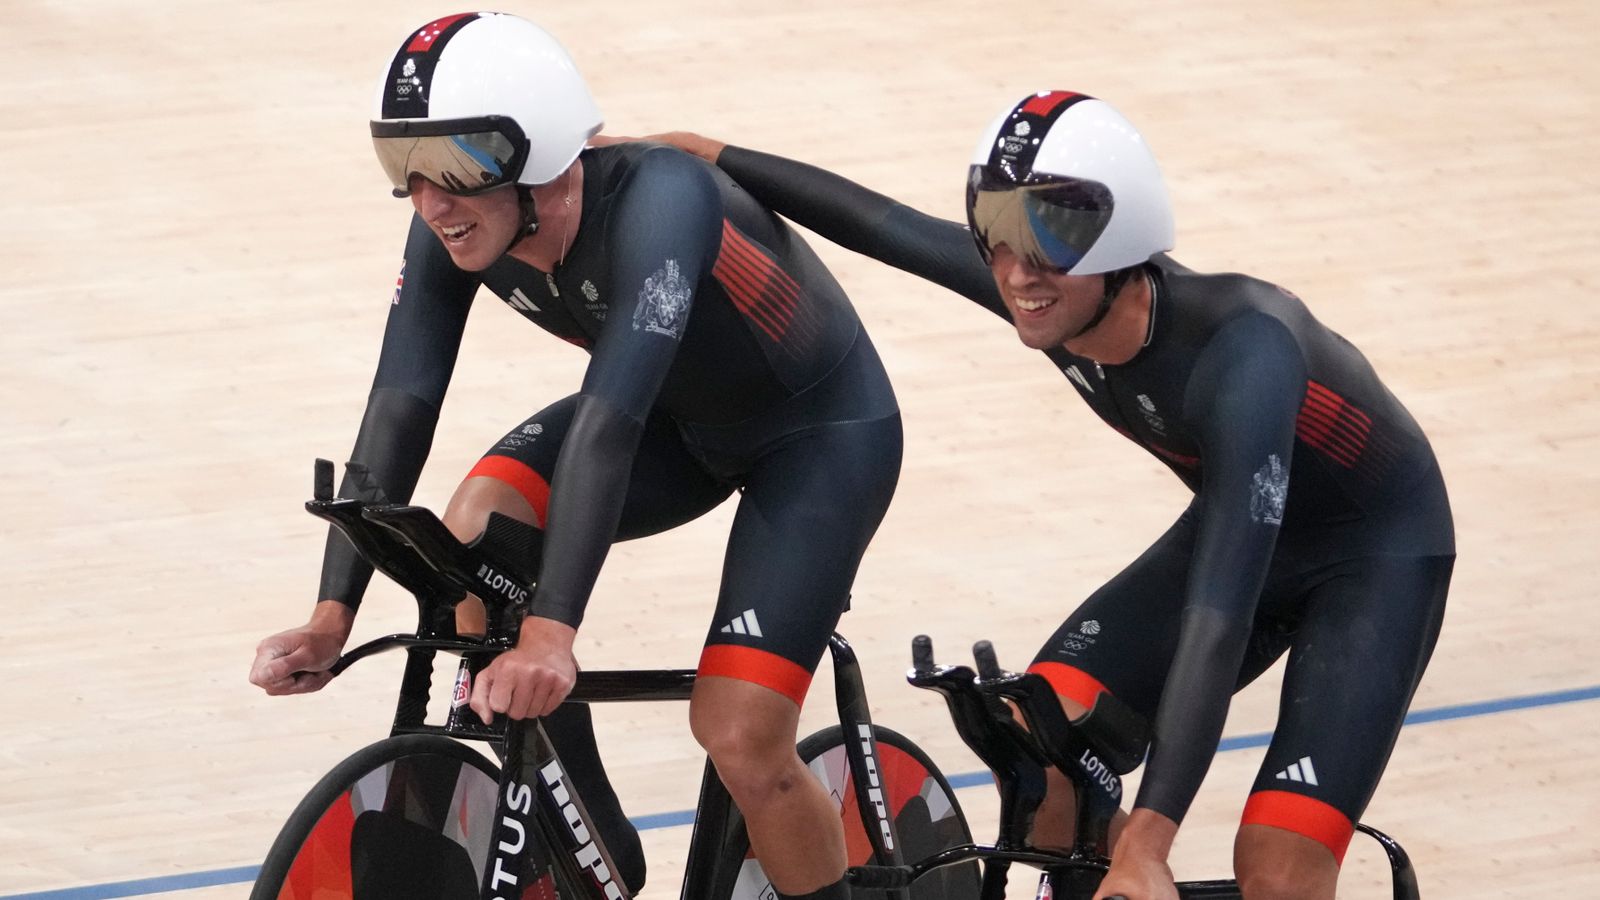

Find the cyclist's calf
[[689, 677, 808, 799], [1023, 692, 1120, 852], [443, 477, 544, 634], [1033, 763, 1131, 853]]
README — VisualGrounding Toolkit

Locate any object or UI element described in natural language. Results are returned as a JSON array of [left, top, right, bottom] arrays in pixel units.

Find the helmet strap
[[1068, 292, 1116, 341], [497, 167, 576, 263], [519, 187, 541, 235], [496, 186, 540, 257], [1068, 266, 1140, 340]]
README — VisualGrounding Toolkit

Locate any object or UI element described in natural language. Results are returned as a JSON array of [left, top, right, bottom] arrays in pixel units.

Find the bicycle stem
[[971, 641, 1122, 860]]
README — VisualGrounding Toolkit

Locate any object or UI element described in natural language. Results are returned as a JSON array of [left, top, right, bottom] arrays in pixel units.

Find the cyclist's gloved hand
[[470, 616, 579, 723], [249, 600, 352, 696]]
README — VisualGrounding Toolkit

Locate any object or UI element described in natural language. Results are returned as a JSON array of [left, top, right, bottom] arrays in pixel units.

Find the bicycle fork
[[828, 633, 912, 900]]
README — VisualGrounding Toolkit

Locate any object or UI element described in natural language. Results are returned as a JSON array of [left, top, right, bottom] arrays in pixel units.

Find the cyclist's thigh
[[464, 394, 735, 538], [695, 412, 904, 706], [1026, 511, 1201, 717], [1244, 551, 1453, 861]]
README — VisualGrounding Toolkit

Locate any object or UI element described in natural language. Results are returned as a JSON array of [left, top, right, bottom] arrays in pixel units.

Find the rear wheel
[[250, 734, 562, 900], [719, 725, 981, 900]]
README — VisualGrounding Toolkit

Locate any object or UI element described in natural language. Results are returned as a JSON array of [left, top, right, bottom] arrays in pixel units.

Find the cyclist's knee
[[440, 477, 543, 636], [692, 711, 796, 770], [690, 680, 802, 797], [703, 736, 805, 803], [1235, 862, 1332, 900], [1233, 824, 1339, 900], [442, 474, 540, 543]]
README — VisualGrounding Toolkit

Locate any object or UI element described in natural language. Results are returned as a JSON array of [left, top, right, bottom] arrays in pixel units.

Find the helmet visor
[[371, 116, 529, 198], [966, 166, 1114, 272]]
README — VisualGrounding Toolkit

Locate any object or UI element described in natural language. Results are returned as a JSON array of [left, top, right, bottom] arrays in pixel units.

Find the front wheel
[[251, 734, 561, 900], [719, 725, 981, 900]]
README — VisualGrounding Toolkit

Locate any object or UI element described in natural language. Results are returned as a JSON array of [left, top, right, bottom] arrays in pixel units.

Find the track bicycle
[[250, 459, 980, 899], [846, 638, 1423, 900]]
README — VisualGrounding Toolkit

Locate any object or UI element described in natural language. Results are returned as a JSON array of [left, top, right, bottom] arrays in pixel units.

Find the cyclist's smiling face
[[989, 245, 1106, 350], [408, 176, 522, 272]]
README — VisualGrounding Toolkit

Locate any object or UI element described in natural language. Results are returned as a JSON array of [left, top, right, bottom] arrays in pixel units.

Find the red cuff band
[[1242, 790, 1355, 865], [1027, 660, 1109, 712], [698, 644, 813, 706], [466, 455, 551, 527]]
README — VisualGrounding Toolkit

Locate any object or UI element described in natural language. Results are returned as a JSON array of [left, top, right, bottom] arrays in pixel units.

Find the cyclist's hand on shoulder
[[588, 130, 726, 164], [249, 600, 353, 696], [1095, 810, 1180, 900], [470, 616, 579, 723]]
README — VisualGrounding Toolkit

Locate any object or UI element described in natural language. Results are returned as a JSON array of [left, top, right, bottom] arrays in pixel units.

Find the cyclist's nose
[[409, 178, 454, 218], [1003, 254, 1047, 288]]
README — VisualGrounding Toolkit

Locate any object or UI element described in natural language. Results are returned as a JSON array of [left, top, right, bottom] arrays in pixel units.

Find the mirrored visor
[[965, 166, 1114, 272], [371, 117, 528, 198]]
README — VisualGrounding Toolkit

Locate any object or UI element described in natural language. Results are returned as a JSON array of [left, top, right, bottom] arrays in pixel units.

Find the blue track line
[[1, 869, 261, 900], [7, 683, 1596, 900]]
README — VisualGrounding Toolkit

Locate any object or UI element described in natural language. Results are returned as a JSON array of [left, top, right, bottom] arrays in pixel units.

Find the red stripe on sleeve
[[720, 249, 800, 325], [721, 228, 802, 315], [712, 221, 802, 339], [1295, 380, 1371, 468], [712, 260, 785, 341]]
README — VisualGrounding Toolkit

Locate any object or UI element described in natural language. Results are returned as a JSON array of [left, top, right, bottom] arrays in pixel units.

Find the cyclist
[[247, 13, 903, 900], [607, 92, 1454, 900]]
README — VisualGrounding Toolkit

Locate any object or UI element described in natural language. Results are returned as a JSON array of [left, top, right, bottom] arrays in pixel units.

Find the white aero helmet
[[370, 12, 603, 197], [966, 91, 1174, 275]]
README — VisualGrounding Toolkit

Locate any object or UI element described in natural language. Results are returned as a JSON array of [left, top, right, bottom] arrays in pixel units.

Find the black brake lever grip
[[973, 640, 1003, 679], [314, 458, 335, 501]]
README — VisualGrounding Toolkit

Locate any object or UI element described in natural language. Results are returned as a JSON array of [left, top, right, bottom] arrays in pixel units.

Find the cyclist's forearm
[[528, 394, 645, 628], [1133, 605, 1251, 823], [1114, 808, 1178, 861], [518, 614, 577, 652], [718, 145, 903, 243], [308, 599, 356, 641], [718, 145, 1002, 311], [316, 387, 441, 609]]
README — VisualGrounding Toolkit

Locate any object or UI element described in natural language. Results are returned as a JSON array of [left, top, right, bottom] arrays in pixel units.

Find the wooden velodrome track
[[4, 0, 1596, 896]]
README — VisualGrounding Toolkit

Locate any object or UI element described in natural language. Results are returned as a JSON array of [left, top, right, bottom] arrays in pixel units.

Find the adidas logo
[[1274, 756, 1319, 786], [718, 609, 764, 638], [506, 287, 541, 313]]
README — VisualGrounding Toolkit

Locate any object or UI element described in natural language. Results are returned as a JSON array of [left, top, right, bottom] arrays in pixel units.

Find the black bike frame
[[305, 459, 908, 900], [851, 637, 1422, 900]]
